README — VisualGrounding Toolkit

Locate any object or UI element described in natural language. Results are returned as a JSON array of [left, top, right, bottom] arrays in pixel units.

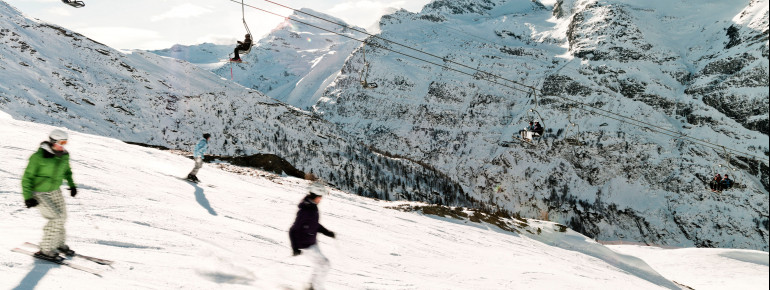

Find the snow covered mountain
[[210, 8, 367, 110], [2, 0, 767, 254], [147, 43, 233, 70], [147, 9, 367, 110], [0, 1, 466, 209], [2, 113, 768, 289], [310, 0, 770, 250]]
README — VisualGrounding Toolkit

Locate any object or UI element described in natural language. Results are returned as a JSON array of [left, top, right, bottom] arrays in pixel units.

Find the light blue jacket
[[193, 139, 208, 158]]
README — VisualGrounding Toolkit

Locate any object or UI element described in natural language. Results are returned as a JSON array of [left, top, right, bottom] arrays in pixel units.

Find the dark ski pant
[[710, 181, 722, 191], [35, 189, 67, 254], [233, 45, 248, 60]]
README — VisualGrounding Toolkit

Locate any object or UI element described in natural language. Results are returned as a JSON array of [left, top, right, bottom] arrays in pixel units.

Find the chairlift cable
[[256, 0, 537, 92], [225, 0, 531, 93], [227, 0, 768, 163]]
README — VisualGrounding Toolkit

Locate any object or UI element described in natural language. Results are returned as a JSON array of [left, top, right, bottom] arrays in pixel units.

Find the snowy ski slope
[[1, 111, 767, 289]]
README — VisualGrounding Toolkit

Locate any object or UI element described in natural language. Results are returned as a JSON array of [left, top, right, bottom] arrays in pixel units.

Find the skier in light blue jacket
[[187, 133, 210, 182]]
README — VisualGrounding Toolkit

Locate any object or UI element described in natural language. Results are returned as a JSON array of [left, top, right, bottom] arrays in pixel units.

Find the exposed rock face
[[314, 0, 769, 250]]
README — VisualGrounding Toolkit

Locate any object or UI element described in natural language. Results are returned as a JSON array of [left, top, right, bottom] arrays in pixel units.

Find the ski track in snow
[[1, 111, 767, 289]]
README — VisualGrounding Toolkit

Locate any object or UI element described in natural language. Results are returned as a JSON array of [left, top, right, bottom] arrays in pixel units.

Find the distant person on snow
[[289, 182, 336, 290], [187, 133, 210, 182], [230, 34, 252, 62], [21, 129, 78, 261], [721, 174, 733, 190], [710, 174, 722, 192]]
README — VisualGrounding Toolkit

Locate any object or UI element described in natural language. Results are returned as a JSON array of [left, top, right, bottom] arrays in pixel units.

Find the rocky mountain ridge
[[312, 0, 769, 250]]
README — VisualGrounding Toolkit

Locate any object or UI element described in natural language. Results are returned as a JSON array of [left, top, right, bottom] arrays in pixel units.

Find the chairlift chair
[[519, 88, 545, 142], [563, 105, 582, 146], [707, 147, 743, 192], [62, 0, 85, 8], [563, 122, 581, 146], [359, 42, 378, 89], [722, 154, 746, 190], [228, 0, 254, 61]]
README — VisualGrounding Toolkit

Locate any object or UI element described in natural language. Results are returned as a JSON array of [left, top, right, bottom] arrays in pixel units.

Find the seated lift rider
[[230, 34, 252, 62], [520, 121, 544, 141]]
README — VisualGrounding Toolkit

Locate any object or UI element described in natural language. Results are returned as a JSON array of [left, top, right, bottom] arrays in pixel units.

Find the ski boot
[[34, 250, 64, 262], [57, 245, 75, 257]]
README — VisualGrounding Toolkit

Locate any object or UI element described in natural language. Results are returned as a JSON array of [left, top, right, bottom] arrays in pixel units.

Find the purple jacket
[[289, 196, 332, 250]]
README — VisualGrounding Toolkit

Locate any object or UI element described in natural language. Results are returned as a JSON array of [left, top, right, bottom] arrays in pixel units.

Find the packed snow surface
[[609, 245, 769, 290], [1, 115, 767, 289]]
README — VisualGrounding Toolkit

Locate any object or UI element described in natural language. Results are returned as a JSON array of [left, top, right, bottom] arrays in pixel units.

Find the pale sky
[[5, 0, 433, 50]]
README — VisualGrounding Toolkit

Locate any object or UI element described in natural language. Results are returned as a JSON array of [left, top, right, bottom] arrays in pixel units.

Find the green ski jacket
[[21, 147, 75, 200]]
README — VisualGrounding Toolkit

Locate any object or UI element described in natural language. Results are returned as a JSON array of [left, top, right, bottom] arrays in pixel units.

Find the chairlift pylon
[[62, 0, 85, 8]]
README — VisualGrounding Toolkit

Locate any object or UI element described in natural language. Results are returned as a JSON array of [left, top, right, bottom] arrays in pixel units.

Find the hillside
[[2, 112, 768, 289], [147, 43, 233, 70], [148, 8, 366, 110], [0, 1, 466, 209], [211, 8, 367, 110], [312, 0, 770, 250]]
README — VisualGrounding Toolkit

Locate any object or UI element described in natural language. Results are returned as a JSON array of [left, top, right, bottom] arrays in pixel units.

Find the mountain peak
[[420, 0, 547, 16]]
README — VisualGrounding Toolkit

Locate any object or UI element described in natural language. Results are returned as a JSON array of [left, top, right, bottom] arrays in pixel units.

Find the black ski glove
[[70, 187, 77, 197], [292, 249, 302, 256], [25, 198, 38, 208], [318, 226, 334, 238]]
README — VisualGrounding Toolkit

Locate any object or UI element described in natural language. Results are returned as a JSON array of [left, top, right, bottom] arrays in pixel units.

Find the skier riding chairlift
[[62, 0, 85, 8], [517, 88, 545, 142], [520, 121, 544, 142], [229, 34, 252, 62], [228, 0, 254, 63], [707, 147, 745, 191]]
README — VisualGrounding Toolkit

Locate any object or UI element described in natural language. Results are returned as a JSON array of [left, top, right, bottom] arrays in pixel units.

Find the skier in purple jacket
[[289, 182, 335, 290]]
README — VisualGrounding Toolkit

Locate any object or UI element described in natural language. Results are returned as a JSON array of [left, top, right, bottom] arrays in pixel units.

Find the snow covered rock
[[314, 0, 769, 250]]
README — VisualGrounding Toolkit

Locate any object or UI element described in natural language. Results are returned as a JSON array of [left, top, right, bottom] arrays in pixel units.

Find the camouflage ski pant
[[35, 189, 67, 254], [189, 157, 203, 176]]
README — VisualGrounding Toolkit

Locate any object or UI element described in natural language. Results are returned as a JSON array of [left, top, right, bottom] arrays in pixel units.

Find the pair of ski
[[221, 59, 249, 64], [180, 176, 216, 188], [11, 242, 113, 277]]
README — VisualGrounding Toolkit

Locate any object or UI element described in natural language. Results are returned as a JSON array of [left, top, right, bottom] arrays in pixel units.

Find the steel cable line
[[228, 0, 768, 163], [258, 0, 538, 91], [226, 0, 533, 96]]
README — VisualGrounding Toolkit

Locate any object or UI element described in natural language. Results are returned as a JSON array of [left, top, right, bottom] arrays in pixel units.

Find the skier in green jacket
[[21, 129, 77, 261]]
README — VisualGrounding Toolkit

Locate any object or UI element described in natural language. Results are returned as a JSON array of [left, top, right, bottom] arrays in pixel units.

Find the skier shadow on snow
[[197, 271, 253, 285], [189, 182, 217, 216], [13, 260, 57, 290]]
